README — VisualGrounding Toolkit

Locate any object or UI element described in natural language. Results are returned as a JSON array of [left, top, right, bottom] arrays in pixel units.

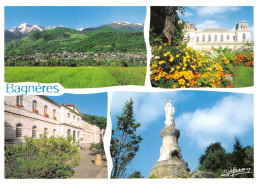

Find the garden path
[[72, 149, 108, 179]]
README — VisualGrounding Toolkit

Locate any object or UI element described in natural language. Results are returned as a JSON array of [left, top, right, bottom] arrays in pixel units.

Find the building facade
[[5, 95, 103, 146], [184, 22, 252, 50]]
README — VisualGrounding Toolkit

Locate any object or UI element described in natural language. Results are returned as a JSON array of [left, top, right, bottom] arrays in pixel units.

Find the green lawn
[[5, 66, 146, 88], [233, 66, 254, 87]]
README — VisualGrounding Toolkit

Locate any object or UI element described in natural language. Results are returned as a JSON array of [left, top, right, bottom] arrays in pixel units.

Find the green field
[[234, 66, 254, 88], [5, 66, 146, 88]]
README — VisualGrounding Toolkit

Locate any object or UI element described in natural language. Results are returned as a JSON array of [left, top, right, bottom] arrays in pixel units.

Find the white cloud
[[197, 6, 240, 17], [176, 94, 253, 148], [111, 91, 188, 131], [196, 20, 220, 30]]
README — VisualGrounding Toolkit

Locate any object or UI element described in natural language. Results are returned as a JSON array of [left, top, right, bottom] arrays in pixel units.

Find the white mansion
[[183, 22, 252, 50], [4, 95, 103, 146]]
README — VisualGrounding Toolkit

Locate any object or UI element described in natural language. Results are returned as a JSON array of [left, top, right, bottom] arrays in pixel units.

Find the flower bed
[[150, 43, 255, 88], [150, 44, 236, 88], [233, 52, 254, 67]]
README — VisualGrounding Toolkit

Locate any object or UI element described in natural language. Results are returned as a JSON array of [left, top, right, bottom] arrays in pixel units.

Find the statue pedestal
[[150, 159, 190, 178]]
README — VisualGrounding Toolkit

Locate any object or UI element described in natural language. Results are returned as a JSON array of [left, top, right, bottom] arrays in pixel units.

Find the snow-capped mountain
[[5, 23, 66, 42], [5, 21, 144, 42], [80, 20, 144, 32], [9, 23, 67, 36], [10, 23, 44, 35], [76, 28, 85, 31]]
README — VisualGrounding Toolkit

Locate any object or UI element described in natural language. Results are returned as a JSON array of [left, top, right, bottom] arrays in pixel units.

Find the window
[[73, 116, 75, 121], [73, 130, 76, 141], [214, 35, 217, 42], [187, 34, 190, 42], [78, 131, 80, 142], [16, 96, 23, 107], [32, 100, 37, 110], [208, 35, 211, 42], [221, 34, 224, 42], [16, 124, 22, 137], [227, 34, 230, 41], [68, 113, 70, 118], [196, 36, 199, 42], [53, 129, 57, 137], [44, 105, 48, 114], [67, 129, 71, 137], [202, 35, 205, 42], [78, 118, 79, 122], [243, 34, 246, 41], [53, 109, 56, 119], [32, 126, 37, 138], [44, 128, 48, 135]]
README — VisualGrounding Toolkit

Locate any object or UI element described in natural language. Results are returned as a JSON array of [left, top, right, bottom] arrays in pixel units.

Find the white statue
[[164, 100, 176, 126]]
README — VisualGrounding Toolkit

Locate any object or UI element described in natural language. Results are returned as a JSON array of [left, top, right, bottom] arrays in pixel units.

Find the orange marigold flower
[[173, 84, 177, 88]]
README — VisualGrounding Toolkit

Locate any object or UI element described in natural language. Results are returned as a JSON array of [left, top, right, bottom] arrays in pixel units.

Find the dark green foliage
[[5, 27, 145, 55], [82, 114, 107, 130], [230, 137, 245, 169], [110, 99, 142, 178], [128, 171, 144, 178], [5, 135, 81, 178], [150, 6, 185, 45], [90, 142, 105, 156], [198, 142, 228, 177], [244, 146, 254, 177], [198, 138, 254, 178]]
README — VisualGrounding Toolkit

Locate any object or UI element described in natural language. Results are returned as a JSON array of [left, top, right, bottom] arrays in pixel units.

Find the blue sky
[[110, 91, 254, 178], [47, 93, 107, 117], [5, 6, 146, 30], [178, 6, 254, 40]]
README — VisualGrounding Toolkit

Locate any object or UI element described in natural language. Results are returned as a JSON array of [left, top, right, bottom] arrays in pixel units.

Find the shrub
[[5, 135, 81, 178], [90, 142, 105, 156]]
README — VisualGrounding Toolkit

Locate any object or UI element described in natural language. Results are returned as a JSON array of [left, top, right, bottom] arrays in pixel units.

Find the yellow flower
[[178, 79, 186, 85], [169, 57, 174, 62], [155, 76, 160, 81]]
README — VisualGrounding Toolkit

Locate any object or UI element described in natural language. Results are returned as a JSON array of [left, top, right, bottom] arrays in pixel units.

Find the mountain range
[[5, 20, 144, 42]]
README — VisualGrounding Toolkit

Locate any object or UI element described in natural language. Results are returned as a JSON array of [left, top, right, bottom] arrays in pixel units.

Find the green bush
[[90, 142, 105, 156], [5, 135, 81, 178]]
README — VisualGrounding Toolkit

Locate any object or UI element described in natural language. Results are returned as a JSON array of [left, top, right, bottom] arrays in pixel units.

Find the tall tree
[[150, 6, 185, 45], [198, 142, 228, 177], [110, 99, 142, 178], [230, 137, 246, 169]]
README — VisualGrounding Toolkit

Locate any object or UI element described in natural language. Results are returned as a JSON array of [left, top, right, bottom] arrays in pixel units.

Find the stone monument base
[[150, 159, 190, 178]]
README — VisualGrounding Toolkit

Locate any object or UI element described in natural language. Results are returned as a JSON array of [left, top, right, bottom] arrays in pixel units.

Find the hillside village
[[5, 51, 146, 63]]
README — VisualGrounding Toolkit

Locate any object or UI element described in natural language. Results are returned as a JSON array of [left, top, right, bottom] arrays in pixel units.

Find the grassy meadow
[[233, 66, 254, 87], [5, 66, 146, 88]]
